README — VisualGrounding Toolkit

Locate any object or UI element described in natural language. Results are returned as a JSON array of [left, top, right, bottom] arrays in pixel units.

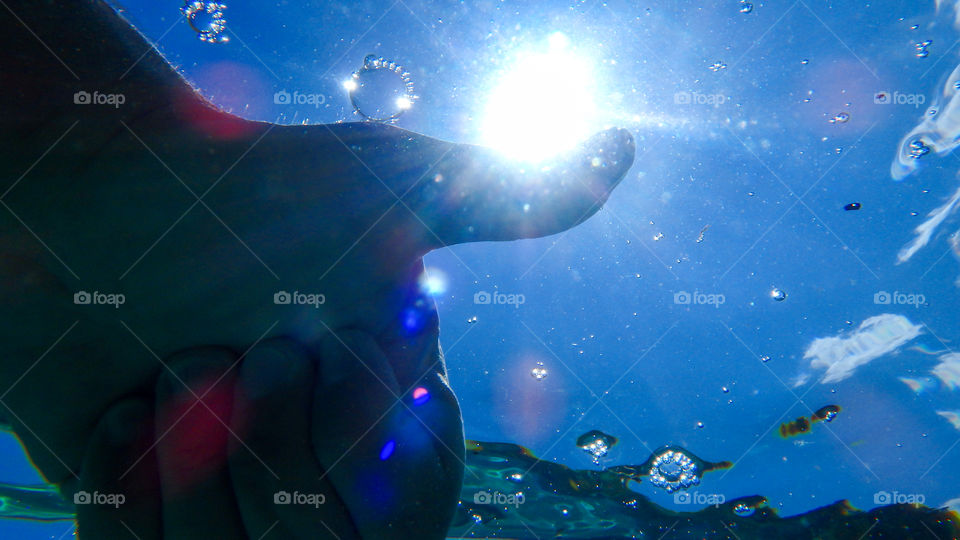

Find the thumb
[[409, 127, 634, 247]]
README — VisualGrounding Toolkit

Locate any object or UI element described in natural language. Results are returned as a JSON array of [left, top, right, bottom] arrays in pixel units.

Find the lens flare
[[412, 386, 430, 405], [379, 439, 396, 460], [419, 267, 447, 296]]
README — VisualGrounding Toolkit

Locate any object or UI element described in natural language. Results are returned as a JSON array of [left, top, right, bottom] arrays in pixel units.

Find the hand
[[0, 2, 637, 532], [71, 335, 460, 539]]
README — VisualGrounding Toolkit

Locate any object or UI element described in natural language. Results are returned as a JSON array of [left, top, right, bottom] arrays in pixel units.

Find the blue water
[[3, 0, 960, 536]]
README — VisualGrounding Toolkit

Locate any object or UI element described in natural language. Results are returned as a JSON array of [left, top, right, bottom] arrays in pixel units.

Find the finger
[[411, 126, 635, 246], [314, 329, 457, 539], [154, 347, 245, 539], [229, 338, 359, 539], [403, 339, 466, 513], [376, 293, 466, 510], [75, 397, 160, 540]]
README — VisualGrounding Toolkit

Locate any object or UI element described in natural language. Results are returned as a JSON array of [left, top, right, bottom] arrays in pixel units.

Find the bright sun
[[480, 32, 598, 162]]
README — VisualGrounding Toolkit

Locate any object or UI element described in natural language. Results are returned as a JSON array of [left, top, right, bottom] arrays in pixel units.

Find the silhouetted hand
[[74, 337, 465, 539], [0, 2, 635, 539]]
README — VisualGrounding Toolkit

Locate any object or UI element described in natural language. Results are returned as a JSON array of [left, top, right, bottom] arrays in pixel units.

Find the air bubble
[[830, 112, 850, 124], [531, 362, 548, 380], [182, 2, 229, 43], [770, 288, 787, 301], [739, 2, 753, 13], [647, 449, 700, 493], [908, 140, 931, 159], [346, 55, 417, 123], [576, 430, 618, 464]]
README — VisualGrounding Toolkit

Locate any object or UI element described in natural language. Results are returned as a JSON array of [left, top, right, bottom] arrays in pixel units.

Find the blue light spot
[[403, 308, 421, 332], [379, 439, 396, 461]]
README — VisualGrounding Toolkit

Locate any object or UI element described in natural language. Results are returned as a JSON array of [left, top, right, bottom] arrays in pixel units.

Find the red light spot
[[412, 386, 430, 405]]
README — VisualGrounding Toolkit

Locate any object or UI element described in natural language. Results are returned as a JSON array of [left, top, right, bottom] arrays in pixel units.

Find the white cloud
[[790, 372, 811, 388], [897, 185, 960, 263], [805, 314, 923, 383], [936, 0, 960, 29], [937, 410, 960, 430], [933, 352, 960, 390], [898, 376, 939, 394]]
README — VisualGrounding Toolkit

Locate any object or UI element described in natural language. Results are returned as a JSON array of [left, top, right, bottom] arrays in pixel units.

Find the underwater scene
[[2, 0, 960, 538]]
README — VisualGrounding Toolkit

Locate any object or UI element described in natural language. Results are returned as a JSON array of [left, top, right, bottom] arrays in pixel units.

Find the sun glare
[[480, 32, 598, 162]]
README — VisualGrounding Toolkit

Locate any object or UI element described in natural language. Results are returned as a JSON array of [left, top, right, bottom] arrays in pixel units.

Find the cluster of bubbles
[[576, 431, 617, 464], [345, 55, 417, 123], [830, 112, 850, 124], [647, 449, 700, 493], [916, 40, 932, 58], [733, 503, 756, 516], [709, 61, 727, 72], [181, 1, 229, 43], [530, 362, 548, 380], [909, 140, 931, 159]]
